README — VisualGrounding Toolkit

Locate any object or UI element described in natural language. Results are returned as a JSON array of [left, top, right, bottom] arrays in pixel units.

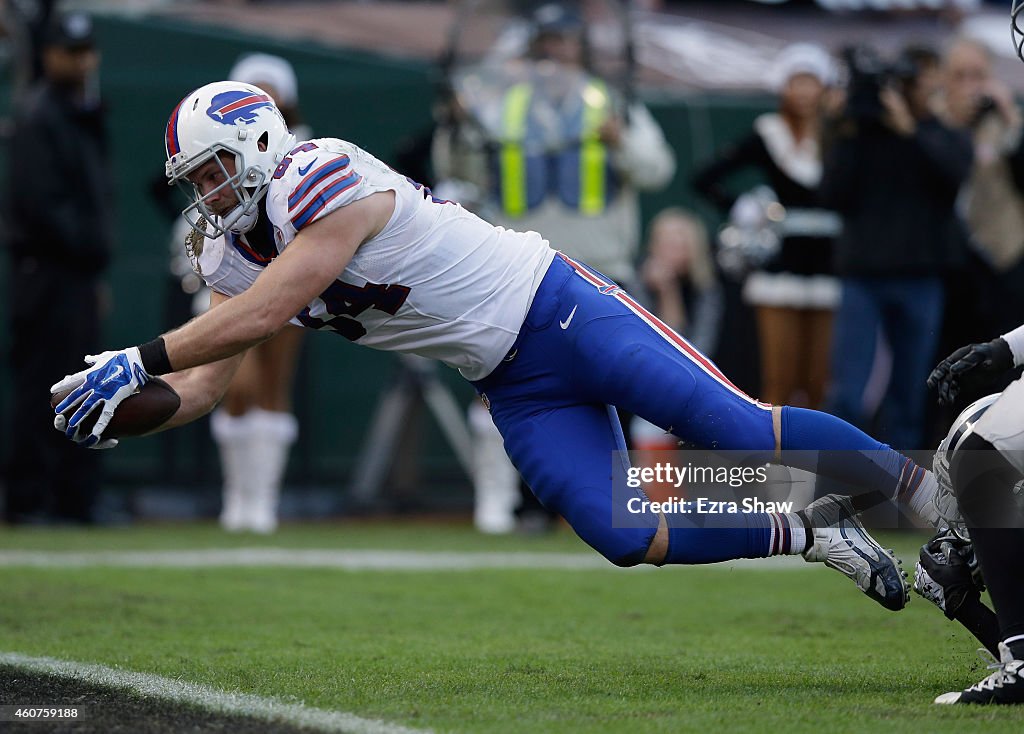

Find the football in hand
[[50, 377, 181, 438]]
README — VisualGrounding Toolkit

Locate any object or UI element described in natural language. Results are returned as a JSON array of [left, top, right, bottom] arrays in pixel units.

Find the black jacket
[[819, 117, 972, 278], [5, 82, 114, 275]]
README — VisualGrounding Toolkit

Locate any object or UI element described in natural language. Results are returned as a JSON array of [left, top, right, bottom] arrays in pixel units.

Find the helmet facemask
[[164, 82, 296, 240], [169, 143, 268, 238]]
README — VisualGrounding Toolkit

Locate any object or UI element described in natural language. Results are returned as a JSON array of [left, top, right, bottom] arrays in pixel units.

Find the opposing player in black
[[925, 324, 1024, 703]]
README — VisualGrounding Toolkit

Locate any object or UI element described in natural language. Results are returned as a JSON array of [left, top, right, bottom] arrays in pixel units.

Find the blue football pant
[[472, 254, 909, 566], [472, 255, 779, 566]]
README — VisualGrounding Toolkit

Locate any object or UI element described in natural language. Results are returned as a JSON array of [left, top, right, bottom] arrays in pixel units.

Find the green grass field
[[2, 522, 1024, 733]]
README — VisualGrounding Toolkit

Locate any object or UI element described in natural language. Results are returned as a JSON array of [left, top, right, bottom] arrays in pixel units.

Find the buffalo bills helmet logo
[[206, 90, 274, 125]]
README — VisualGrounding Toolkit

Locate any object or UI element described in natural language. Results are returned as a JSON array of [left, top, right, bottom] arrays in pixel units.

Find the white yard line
[[0, 652, 431, 734], [0, 548, 809, 570]]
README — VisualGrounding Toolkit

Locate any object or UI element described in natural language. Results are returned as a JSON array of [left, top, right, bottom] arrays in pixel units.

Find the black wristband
[[138, 337, 173, 375]]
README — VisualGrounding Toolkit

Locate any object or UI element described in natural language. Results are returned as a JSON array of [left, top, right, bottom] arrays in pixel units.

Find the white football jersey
[[199, 138, 555, 381], [193, 231, 259, 296]]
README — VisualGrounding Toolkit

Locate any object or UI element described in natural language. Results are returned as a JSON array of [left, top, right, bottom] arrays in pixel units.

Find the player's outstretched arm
[[50, 191, 395, 447], [156, 359, 242, 432], [159, 190, 395, 372], [152, 291, 245, 432]]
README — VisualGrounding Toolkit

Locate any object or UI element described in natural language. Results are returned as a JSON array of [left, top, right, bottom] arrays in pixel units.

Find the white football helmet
[[164, 81, 296, 237]]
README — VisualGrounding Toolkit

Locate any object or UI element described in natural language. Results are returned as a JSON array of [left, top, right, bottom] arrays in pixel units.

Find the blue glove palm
[[50, 347, 150, 448]]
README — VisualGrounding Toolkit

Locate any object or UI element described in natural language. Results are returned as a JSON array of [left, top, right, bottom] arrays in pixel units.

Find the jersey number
[[296, 280, 411, 341], [273, 142, 319, 179]]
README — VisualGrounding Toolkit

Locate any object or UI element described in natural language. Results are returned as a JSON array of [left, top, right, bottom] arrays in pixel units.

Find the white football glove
[[50, 347, 150, 449]]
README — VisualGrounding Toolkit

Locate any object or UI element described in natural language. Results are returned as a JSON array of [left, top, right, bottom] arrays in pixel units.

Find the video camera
[[840, 45, 918, 123]]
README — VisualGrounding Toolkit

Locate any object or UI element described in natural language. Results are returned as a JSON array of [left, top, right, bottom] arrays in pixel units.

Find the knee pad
[[588, 522, 658, 567]]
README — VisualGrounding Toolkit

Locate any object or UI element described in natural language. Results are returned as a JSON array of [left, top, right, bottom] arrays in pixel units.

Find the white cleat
[[801, 494, 909, 611]]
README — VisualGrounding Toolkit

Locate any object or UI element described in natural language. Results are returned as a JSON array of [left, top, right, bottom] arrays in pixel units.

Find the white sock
[[244, 409, 298, 534], [897, 462, 940, 527], [210, 409, 255, 532], [469, 401, 518, 534], [768, 512, 807, 556]]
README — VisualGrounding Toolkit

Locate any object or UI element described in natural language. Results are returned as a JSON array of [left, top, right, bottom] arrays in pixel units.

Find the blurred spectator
[[941, 37, 1024, 338], [3, 12, 112, 523], [639, 207, 722, 357], [433, 2, 674, 287], [820, 44, 973, 450], [694, 43, 841, 408], [632, 207, 722, 452], [200, 53, 310, 534]]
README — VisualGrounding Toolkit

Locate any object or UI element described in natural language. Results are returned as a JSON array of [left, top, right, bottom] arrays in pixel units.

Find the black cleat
[[935, 642, 1024, 705]]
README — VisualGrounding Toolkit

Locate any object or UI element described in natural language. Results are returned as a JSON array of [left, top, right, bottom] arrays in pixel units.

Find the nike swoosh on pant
[[559, 305, 578, 329]]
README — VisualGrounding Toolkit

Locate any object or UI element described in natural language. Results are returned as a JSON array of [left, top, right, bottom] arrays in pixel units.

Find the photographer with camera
[[821, 44, 973, 451]]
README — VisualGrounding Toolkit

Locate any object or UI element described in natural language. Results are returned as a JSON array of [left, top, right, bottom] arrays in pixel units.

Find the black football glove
[[913, 530, 984, 619], [926, 338, 1013, 406]]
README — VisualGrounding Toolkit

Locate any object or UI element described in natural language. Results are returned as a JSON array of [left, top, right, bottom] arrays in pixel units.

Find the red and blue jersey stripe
[[288, 155, 362, 231], [287, 156, 351, 210]]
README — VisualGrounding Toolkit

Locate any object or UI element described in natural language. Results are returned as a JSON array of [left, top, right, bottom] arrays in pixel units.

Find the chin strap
[[227, 202, 261, 234]]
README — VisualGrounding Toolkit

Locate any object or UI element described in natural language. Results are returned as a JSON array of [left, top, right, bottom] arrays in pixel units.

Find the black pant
[[4, 260, 102, 522], [953, 431, 1024, 641]]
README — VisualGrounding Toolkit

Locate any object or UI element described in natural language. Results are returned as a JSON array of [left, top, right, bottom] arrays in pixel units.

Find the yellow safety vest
[[499, 78, 613, 217]]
